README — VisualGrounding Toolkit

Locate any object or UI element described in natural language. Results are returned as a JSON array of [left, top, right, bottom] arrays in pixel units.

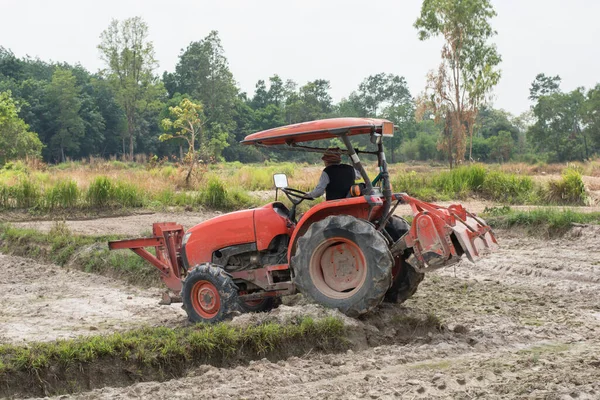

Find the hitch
[[108, 222, 186, 292]]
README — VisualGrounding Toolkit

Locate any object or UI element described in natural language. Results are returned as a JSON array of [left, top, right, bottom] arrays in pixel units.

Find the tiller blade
[[391, 194, 498, 273]]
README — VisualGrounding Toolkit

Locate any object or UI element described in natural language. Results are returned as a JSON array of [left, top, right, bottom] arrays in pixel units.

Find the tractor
[[109, 118, 498, 323]]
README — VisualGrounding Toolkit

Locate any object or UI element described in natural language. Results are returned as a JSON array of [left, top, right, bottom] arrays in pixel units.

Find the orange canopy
[[241, 117, 394, 146]]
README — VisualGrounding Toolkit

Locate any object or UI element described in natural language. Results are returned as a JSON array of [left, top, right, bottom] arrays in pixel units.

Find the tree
[[529, 89, 587, 162], [0, 90, 43, 164], [583, 84, 600, 151], [488, 130, 514, 162], [165, 31, 238, 137], [98, 17, 159, 160], [354, 73, 412, 117], [529, 73, 561, 101], [415, 0, 502, 167], [46, 68, 85, 161], [160, 98, 205, 184]]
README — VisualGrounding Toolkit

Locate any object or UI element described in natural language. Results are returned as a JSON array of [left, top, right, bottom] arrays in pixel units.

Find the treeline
[[0, 18, 599, 165]]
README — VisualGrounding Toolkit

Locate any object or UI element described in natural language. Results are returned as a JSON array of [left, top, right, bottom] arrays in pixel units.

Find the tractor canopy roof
[[241, 117, 394, 146]]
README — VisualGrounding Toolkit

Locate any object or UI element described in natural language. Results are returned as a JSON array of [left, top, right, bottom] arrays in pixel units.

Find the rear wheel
[[291, 215, 393, 317], [182, 263, 241, 323]]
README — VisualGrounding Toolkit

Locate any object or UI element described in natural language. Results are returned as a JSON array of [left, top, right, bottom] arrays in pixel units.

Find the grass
[[0, 222, 160, 286], [392, 164, 539, 204], [0, 317, 345, 397], [0, 159, 596, 213], [545, 167, 588, 205], [482, 206, 600, 235]]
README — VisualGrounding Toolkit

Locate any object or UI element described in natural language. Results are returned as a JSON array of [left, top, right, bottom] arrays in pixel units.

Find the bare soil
[[10, 211, 220, 237], [0, 254, 187, 344], [2, 221, 596, 398]]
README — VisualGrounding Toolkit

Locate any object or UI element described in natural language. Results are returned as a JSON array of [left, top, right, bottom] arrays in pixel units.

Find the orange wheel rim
[[309, 237, 367, 299], [191, 280, 220, 319]]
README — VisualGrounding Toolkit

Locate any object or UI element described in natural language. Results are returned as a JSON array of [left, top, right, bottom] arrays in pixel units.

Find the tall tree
[[351, 73, 414, 162], [0, 90, 43, 164], [529, 88, 587, 162], [529, 73, 561, 101], [98, 17, 158, 159], [415, 0, 501, 167], [165, 31, 238, 131], [584, 84, 600, 150], [46, 68, 85, 162]]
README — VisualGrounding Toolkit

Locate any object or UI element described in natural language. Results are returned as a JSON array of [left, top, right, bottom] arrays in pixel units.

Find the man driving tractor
[[305, 148, 361, 200]]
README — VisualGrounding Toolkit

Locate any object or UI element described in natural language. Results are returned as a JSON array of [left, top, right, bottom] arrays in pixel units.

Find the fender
[[287, 195, 386, 260]]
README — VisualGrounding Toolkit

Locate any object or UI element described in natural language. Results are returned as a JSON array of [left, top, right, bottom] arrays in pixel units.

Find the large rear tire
[[384, 216, 424, 304], [182, 263, 241, 323], [291, 215, 393, 317]]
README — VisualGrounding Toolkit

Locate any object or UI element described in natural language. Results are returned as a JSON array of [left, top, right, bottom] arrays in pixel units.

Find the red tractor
[[109, 118, 497, 323]]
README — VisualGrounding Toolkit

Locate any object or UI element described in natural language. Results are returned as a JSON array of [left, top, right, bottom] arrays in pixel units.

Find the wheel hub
[[310, 237, 367, 299], [191, 280, 221, 318]]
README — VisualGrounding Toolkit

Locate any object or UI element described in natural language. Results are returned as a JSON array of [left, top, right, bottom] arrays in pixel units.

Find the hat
[[321, 148, 342, 164]]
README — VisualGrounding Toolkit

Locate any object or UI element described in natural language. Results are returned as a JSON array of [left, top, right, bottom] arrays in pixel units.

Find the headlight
[[182, 232, 192, 246]]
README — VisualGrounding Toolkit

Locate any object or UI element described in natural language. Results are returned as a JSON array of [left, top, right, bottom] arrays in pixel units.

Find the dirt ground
[[0, 254, 187, 344], [10, 211, 220, 237], [0, 217, 595, 398]]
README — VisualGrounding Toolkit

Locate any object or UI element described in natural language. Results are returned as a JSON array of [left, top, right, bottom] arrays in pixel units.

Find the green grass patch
[[0, 223, 159, 286], [0, 317, 345, 397], [392, 164, 541, 204]]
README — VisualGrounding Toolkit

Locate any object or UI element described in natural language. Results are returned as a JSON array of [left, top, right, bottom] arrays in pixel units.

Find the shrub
[[0, 184, 11, 209], [481, 171, 534, 203], [546, 168, 587, 205], [13, 178, 40, 208], [86, 176, 113, 207], [44, 179, 79, 209], [202, 177, 228, 208], [434, 165, 486, 198], [113, 181, 145, 207]]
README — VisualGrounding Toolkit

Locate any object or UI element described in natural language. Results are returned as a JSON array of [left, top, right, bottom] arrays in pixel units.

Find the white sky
[[2, 0, 599, 116]]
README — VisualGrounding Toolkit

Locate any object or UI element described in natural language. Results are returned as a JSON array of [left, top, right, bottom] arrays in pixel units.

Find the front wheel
[[291, 215, 393, 317], [182, 263, 241, 323]]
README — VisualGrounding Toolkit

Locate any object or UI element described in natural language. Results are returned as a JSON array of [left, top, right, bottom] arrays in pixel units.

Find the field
[[1, 160, 600, 399]]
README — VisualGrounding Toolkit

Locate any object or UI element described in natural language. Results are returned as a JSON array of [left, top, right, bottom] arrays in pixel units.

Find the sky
[[2, 0, 600, 116]]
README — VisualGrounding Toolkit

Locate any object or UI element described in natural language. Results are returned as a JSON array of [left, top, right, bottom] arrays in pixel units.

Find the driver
[[305, 148, 360, 201]]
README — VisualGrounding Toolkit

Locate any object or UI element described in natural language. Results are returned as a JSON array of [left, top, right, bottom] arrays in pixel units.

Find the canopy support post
[[340, 133, 373, 195]]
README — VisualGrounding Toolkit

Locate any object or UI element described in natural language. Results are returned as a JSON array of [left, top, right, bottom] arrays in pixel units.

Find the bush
[[434, 165, 486, 198], [113, 181, 145, 207], [44, 179, 79, 209], [0, 184, 11, 208], [546, 168, 587, 205], [13, 178, 40, 208], [202, 177, 228, 208], [482, 171, 534, 203], [86, 176, 113, 207]]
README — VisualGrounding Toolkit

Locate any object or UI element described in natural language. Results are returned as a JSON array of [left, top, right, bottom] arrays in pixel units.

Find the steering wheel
[[281, 187, 313, 204]]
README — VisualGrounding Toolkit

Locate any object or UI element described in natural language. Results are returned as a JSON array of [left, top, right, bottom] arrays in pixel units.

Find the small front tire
[[182, 263, 241, 323]]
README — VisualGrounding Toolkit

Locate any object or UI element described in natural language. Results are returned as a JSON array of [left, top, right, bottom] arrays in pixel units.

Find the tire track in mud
[[32, 227, 600, 399]]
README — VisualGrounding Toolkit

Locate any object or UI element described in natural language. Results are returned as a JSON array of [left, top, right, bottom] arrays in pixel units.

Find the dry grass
[[1, 157, 599, 211]]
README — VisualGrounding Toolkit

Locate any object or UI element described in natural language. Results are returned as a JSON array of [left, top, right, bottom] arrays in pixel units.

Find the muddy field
[[2, 217, 600, 399]]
